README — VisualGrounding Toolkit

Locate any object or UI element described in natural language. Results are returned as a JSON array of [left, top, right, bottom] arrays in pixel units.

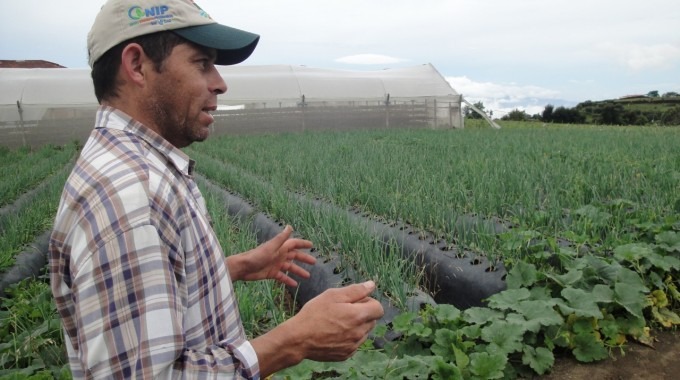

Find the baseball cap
[[87, 0, 260, 67]]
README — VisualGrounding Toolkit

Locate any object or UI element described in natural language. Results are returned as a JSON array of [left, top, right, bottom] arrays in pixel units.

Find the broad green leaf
[[486, 288, 531, 311], [522, 346, 554, 375], [480, 321, 525, 354], [385, 355, 436, 379], [347, 351, 391, 378], [274, 359, 325, 379], [614, 282, 646, 319], [469, 352, 507, 379], [591, 284, 614, 304], [616, 267, 648, 292], [432, 358, 463, 380], [506, 261, 538, 289], [391, 312, 417, 332], [571, 317, 597, 335], [613, 243, 653, 263], [656, 230, 680, 253], [571, 332, 609, 362], [431, 328, 458, 361], [433, 304, 462, 324], [546, 267, 583, 287], [645, 252, 680, 272], [513, 300, 564, 332], [463, 307, 504, 326], [581, 255, 621, 284], [557, 288, 603, 319]]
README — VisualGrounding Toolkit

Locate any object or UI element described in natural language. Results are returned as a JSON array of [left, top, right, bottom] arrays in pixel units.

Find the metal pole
[[17, 100, 27, 147]]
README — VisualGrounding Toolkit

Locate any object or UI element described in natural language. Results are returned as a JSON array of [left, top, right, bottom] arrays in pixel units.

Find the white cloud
[[334, 54, 408, 65], [624, 44, 680, 71], [446, 76, 564, 117]]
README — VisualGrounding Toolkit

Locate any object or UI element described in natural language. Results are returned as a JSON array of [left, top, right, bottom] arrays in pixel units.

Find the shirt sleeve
[[70, 224, 260, 379]]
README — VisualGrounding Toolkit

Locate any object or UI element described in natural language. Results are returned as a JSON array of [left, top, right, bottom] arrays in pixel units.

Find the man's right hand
[[294, 281, 385, 361], [251, 281, 385, 377]]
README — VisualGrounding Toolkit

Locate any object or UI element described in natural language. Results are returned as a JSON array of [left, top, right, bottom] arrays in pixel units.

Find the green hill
[[574, 94, 680, 126]]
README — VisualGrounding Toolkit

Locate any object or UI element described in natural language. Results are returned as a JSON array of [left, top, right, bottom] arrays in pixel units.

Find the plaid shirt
[[50, 106, 259, 379]]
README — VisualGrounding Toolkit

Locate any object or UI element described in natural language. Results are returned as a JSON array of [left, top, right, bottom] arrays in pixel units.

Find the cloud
[[446, 76, 566, 117], [334, 54, 408, 65], [598, 42, 680, 71]]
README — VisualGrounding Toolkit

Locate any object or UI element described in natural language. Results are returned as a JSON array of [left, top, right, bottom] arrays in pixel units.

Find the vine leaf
[[511, 300, 564, 332], [469, 352, 507, 380], [571, 332, 609, 362], [385, 355, 436, 379], [480, 321, 525, 355], [522, 346, 554, 375], [506, 261, 538, 289], [614, 282, 646, 319], [463, 307, 504, 326], [557, 288, 603, 319], [486, 289, 531, 312], [656, 230, 680, 253]]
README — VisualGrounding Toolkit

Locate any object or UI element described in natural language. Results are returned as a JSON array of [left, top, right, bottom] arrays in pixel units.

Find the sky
[[2, 0, 679, 117]]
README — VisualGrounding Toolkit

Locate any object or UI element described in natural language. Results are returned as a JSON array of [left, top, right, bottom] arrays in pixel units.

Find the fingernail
[[362, 280, 375, 290]]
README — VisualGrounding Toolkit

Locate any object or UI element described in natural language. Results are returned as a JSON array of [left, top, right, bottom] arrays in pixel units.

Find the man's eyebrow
[[189, 42, 217, 61]]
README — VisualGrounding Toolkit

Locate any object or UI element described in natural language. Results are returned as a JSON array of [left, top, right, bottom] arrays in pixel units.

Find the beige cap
[[87, 0, 259, 67]]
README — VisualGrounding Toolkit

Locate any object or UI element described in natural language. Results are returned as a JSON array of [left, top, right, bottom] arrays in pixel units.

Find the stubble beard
[[147, 90, 207, 148]]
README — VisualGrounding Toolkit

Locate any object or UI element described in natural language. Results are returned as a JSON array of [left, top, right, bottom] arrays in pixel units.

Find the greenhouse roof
[[0, 63, 458, 108]]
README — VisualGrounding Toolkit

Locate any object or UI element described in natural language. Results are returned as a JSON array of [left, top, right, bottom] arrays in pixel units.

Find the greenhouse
[[0, 63, 462, 148]]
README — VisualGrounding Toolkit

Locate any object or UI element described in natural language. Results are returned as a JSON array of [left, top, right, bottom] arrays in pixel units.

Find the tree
[[597, 104, 624, 125], [464, 101, 486, 119], [551, 106, 585, 124], [647, 90, 659, 98], [662, 91, 680, 98], [501, 109, 529, 121], [661, 106, 680, 126], [542, 104, 554, 122]]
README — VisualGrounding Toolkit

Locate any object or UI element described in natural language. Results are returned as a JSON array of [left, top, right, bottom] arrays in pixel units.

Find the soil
[[540, 329, 680, 380]]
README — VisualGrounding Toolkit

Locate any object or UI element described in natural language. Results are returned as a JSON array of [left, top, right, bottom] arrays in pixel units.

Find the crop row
[[187, 126, 680, 261], [0, 144, 78, 208]]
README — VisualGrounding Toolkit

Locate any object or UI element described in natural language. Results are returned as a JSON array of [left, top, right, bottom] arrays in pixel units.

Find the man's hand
[[227, 225, 316, 287], [251, 281, 385, 377]]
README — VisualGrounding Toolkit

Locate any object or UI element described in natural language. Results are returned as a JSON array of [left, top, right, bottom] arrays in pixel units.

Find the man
[[49, 0, 384, 378]]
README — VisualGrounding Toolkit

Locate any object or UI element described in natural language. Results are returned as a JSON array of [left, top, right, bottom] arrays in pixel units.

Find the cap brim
[[173, 23, 260, 65]]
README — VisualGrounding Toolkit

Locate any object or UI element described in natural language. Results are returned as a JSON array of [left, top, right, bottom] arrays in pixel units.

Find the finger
[[275, 273, 300, 288], [289, 250, 316, 265], [266, 225, 294, 250], [284, 263, 311, 279], [331, 281, 376, 303], [352, 298, 385, 321], [282, 238, 314, 252]]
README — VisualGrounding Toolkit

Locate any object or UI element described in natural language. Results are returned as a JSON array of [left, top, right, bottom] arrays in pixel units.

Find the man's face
[[143, 43, 227, 148]]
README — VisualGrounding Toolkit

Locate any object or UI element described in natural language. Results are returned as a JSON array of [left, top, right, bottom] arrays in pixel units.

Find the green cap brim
[[173, 23, 260, 65]]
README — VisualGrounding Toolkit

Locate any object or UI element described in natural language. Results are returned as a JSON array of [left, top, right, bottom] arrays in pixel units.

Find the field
[[0, 122, 679, 379]]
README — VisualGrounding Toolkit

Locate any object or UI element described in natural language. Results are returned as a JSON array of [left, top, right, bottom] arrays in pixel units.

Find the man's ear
[[120, 43, 150, 87]]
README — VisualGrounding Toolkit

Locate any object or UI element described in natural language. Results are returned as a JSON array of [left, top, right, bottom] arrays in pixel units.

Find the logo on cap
[[127, 4, 174, 26]]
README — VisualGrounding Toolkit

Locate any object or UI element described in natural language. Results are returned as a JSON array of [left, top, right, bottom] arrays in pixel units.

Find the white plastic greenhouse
[[0, 63, 463, 148]]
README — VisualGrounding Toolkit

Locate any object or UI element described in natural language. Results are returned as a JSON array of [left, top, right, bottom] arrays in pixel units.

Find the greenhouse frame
[[0, 63, 463, 148]]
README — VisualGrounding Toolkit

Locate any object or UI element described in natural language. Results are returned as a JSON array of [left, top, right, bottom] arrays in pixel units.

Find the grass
[[189, 150, 422, 309], [0, 163, 73, 272], [187, 124, 680, 262], [0, 144, 77, 208]]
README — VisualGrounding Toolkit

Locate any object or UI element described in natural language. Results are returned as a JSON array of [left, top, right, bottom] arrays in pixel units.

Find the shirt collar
[[95, 105, 196, 177]]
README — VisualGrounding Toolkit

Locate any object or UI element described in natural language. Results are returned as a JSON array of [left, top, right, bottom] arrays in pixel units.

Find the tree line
[[464, 91, 680, 126]]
